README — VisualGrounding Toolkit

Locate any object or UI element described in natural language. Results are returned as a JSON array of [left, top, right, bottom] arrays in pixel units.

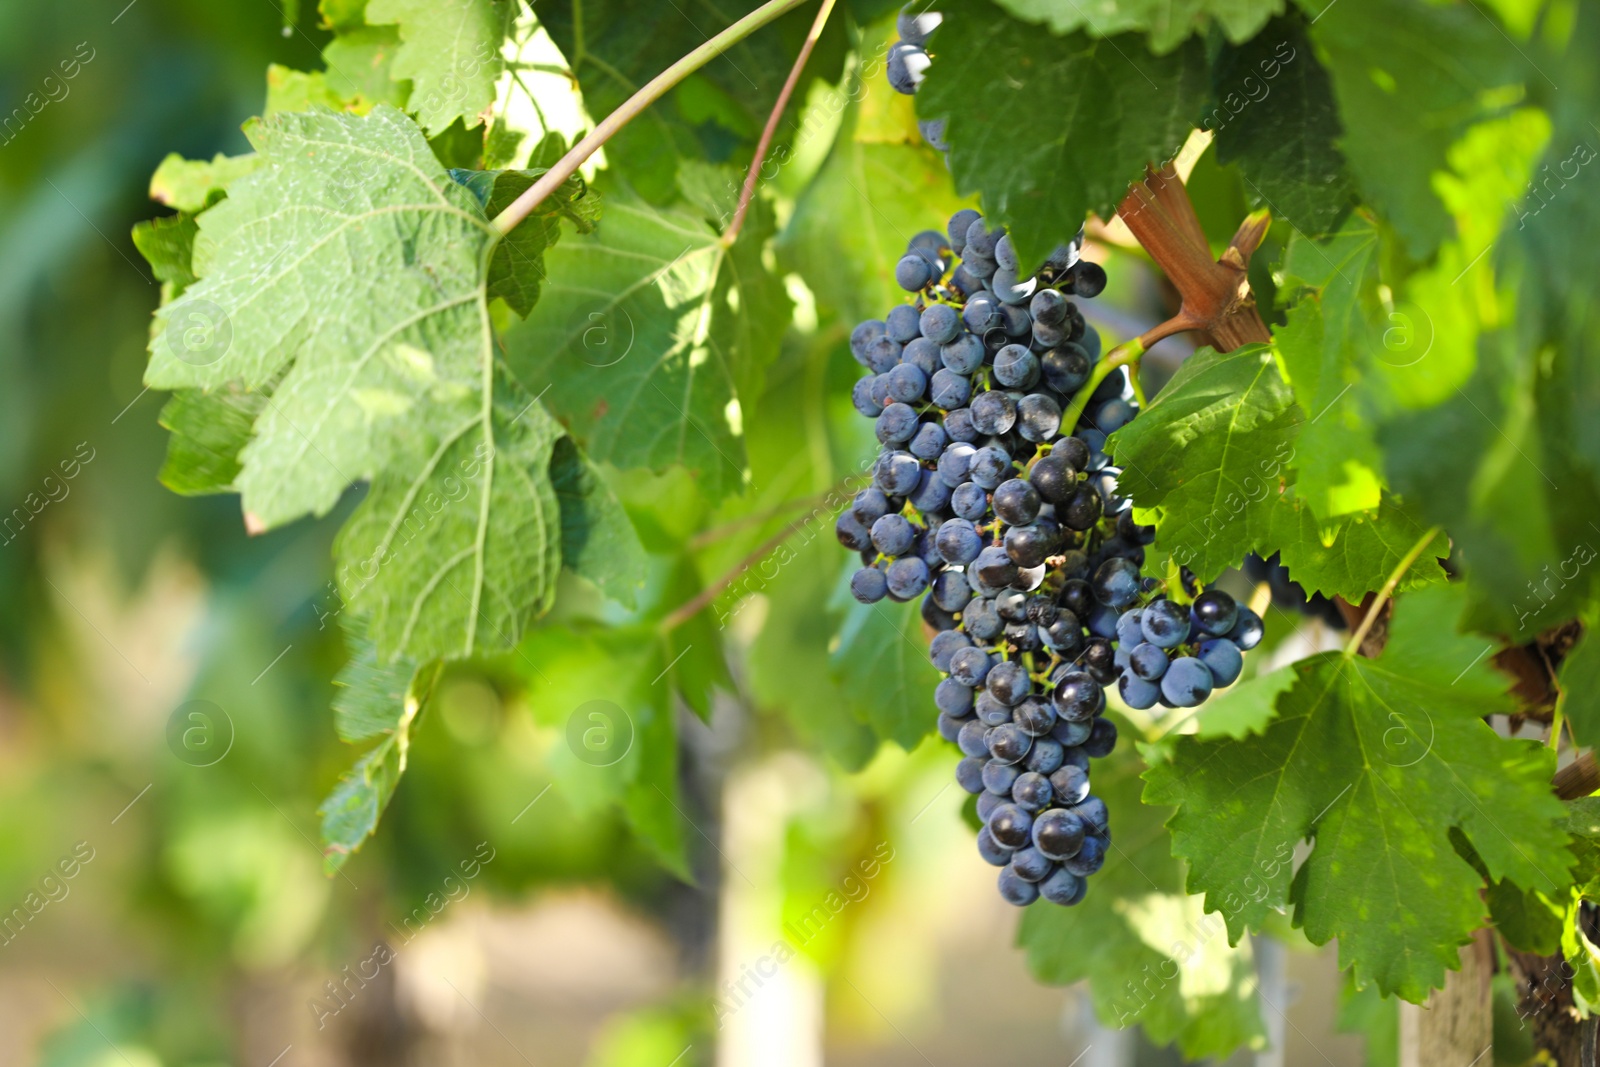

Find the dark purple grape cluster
[[840, 1, 1264, 909], [834, 203, 1263, 908]]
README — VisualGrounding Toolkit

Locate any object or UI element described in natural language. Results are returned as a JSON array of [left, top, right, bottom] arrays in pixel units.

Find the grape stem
[[658, 511, 817, 633], [723, 0, 837, 245], [490, 0, 812, 237], [1341, 526, 1442, 658], [1061, 336, 1145, 435], [1115, 168, 1272, 350]]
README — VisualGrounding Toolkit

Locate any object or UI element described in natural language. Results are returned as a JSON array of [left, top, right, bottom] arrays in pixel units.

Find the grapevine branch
[[723, 0, 837, 245], [1115, 165, 1273, 352], [658, 512, 815, 633], [490, 0, 813, 236]]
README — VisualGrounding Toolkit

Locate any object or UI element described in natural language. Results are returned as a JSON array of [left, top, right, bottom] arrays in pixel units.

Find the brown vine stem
[[1342, 527, 1441, 658], [491, 0, 811, 236], [659, 512, 817, 633], [723, 0, 837, 245], [1115, 165, 1272, 349]]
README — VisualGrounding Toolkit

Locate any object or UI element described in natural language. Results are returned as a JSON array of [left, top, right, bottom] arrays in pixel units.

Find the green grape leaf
[[992, 0, 1283, 53], [1273, 214, 1383, 517], [131, 213, 199, 301], [148, 152, 259, 214], [918, 0, 1209, 271], [331, 615, 419, 742], [828, 579, 941, 750], [145, 107, 493, 523], [319, 0, 369, 31], [451, 160, 598, 318], [780, 85, 970, 327], [143, 107, 569, 663], [322, 26, 409, 109], [1210, 15, 1352, 240], [156, 386, 267, 496], [1113, 344, 1446, 600], [506, 197, 778, 503], [549, 437, 648, 606], [1144, 585, 1572, 1001], [334, 372, 565, 660], [1021, 736, 1267, 1057], [1110, 344, 1301, 578], [1310, 0, 1527, 259], [364, 0, 506, 134], [320, 622, 433, 873], [265, 65, 349, 115], [534, 0, 848, 203]]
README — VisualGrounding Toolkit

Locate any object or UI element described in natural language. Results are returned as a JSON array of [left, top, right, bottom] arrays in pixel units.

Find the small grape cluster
[[833, 203, 1265, 908], [886, 5, 947, 150]]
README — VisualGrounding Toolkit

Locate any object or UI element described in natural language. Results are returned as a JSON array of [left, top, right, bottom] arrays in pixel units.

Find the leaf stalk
[[491, 0, 812, 236]]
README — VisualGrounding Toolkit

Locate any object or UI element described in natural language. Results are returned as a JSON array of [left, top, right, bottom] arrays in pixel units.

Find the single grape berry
[[1051, 671, 1102, 722], [992, 478, 1041, 525], [997, 865, 1040, 906], [1160, 657, 1215, 708], [1141, 598, 1191, 648], [1012, 771, 1053, 811], [851, 566, 887, 603], [1192, 589, 1240, 637], [988, 802, 1034, 848], [1031, 808, 1086, 860]]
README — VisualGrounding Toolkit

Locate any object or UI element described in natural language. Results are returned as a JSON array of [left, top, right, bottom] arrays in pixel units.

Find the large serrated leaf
[[143, 107, 570, 663], [506, 198, 768, 503], [1310, 0, 1527, 259], [320, 619, 433, 873], [1112, 345, 1446, 600], [1211, 14, 1352, 238], [1144, 585, 1573, 1001], [828, 580, 941, 751], [156, 387, 267, 497], [1111, 344, 1301, 577], [146, 107, 496, 526], [364, 0, 506, 134], [335, 371, 565, 660], [549, 437, 649, 607], [917, 0, 1209, 270]]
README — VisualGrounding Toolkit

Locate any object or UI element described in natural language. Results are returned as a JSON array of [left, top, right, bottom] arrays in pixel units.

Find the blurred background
[[0, 2, 1407, 1065]]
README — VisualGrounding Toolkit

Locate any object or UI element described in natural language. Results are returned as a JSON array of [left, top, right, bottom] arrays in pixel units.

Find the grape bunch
[[833, 205, 1264, 908]]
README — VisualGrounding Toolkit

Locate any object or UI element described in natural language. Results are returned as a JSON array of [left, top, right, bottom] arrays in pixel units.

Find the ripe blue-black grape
[[1049, 763, 1090, 806], [983, 759, 1021, 796], [1038, 865, 1086, 905], [1032, 808, 1085, 860], [987, 722, 1032, 765], [993, 344, 1038, 389], [929, 629, 971, 671], [1012, 771, 1052, 811], [988, 801, 1034, 848], [1010, 846, 1053, 882], [1023, 736, 1064, 774], [851, 566, 887, 603], [1141, 597, 1190, 647], [1198, 638, 1244, 686], [986, 660, 1030, 705], [956, 756, 986, 794], [970, 391, 1017, 435], [975, 690, 1011, 726], [1161, 656, 1214, 707], [998, 866, 1041, 906], [1228, 606, 1265, 649], [976, 827, 1011, 867]]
